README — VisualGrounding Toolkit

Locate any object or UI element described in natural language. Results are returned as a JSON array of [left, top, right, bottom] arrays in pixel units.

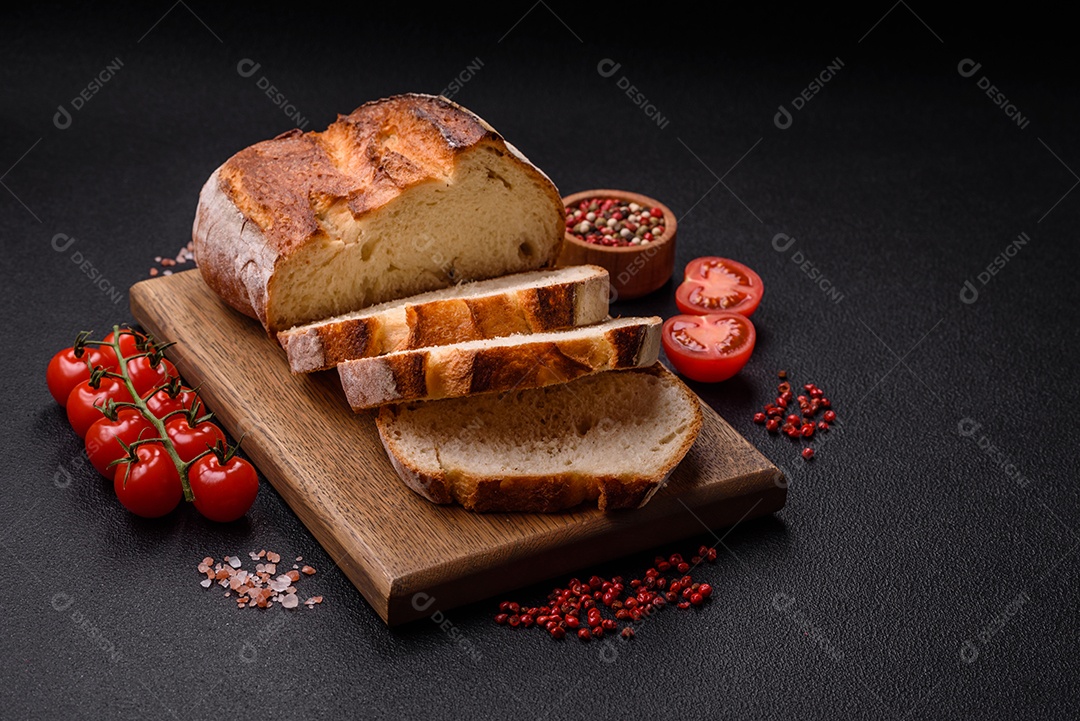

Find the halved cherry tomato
[[165, 416, 227, 463], [113, 442, 182, 518], [189, 454, 259, 522], [675, 257, 763, 317], [66, 378, 135, 439], [661, 312, 756, 382], [46, 346, 115, 406], [85, 409, 157, 477]]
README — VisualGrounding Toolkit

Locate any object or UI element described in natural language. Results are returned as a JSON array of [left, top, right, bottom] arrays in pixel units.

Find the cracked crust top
[[216, 94, 501, 256]]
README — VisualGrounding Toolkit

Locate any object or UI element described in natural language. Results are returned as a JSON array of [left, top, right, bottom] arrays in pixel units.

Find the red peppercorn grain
[[802, 448, 815, 461]]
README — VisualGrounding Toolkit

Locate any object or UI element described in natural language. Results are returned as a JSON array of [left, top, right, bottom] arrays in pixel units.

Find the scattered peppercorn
[[754, 373, 836, 461], [494, 544, 717, 641]]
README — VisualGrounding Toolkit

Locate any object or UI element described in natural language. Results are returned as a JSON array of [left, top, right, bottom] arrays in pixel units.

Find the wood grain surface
[[129, 270, 786, 625]]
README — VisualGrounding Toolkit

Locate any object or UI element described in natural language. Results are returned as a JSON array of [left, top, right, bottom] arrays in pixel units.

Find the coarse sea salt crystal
[[281, 594, 299, 609]]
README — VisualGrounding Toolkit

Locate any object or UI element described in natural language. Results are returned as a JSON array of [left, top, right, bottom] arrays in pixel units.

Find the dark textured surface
[[2, 5, 1078, 719]]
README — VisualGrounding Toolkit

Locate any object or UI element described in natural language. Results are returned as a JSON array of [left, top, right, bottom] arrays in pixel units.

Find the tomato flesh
[[675, 257, 763, 317], [661, 312, 756, 382]]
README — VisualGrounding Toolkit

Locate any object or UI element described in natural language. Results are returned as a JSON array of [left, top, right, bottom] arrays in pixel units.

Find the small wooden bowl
[[557, 189, 677, 301]]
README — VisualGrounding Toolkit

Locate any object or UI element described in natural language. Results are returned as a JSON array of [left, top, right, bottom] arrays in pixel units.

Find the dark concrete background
[[2, 4, 1077, 719]]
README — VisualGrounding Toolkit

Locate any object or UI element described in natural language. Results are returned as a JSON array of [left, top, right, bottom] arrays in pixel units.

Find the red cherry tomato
[[675, 257, 763, 317], [145, 386, 199, 420], [125, 356, 178, 398], [102, 329, 152, 359], [113, 442, 183, 518], [189, 454, 259, 522], [165, 416, 227, 463], [46, 346, 114, 406], [66, 378, 135, 438], [661, 312, 756, 382], [85, 409, 157, 477]]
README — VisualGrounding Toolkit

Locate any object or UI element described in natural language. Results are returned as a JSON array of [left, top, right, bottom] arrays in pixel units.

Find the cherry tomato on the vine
[[165, 416, 227, 463], [85, 409, 158, 478], [145, 386, 199, 419], [46, 346, 115, 406], [66, 378, 135, 439], [189, 454, 259, 522], [661, 312, 756, 383], [125, 356, 178, 398], [113, 442, 183, 518]]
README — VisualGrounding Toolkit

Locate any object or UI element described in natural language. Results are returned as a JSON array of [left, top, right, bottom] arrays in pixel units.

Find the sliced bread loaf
[[338, 316, 661, 410], [375, 363, 702, 512], [277, 265, 610, 373], [193, 93, 566, 333]]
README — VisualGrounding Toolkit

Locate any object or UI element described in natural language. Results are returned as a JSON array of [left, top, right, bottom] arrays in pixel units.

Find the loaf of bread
[[376, 363, 702, 512], [338, 316, 661, 410], [193, 93, 565, 333], [277, 265, 610, 373]]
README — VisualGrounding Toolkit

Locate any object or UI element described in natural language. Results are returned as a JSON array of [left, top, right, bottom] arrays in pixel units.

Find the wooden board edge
[[384, 470, 786, 625], [131, 280, 396, 622]]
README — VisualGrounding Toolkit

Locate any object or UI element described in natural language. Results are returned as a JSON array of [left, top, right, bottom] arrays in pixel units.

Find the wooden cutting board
[[130, 270, 786, 625]]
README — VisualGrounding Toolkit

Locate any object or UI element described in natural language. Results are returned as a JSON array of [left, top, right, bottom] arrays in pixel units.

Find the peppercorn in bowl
[[557, 189, 677, 300]]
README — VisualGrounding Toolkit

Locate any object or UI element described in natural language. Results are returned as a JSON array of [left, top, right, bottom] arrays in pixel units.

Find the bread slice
[[338, 316, 661, 410], [277, 265, 610, 374], [376, 363, 702, 512], [193, 93, 566, 333]]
